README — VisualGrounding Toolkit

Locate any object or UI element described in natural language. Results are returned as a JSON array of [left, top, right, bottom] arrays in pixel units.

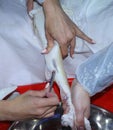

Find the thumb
[[46, 40, 54, 52], [45, 31, 54, 53], [75, 110, 85, 129]]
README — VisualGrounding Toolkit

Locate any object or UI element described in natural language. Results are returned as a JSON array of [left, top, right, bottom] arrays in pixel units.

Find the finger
[[60, 44, 68, 59], [35, 108, 55, 118], [43, 112, 55, 118], [62, 99, 67, 112], [63, 105, 69, 114], [35, 95, 59, 108], [37, 106, 57, 118], [41, 106, 57, 118], [46, 91, 58, 98], [75, 25, 95, 44], [75, 110, 85, 129], [34, 104, 57, 118], [76, 126, 85, 130], [70, 37, 76, 58], [26, 90, 59, 107], [45, 31, 54, 52], [84, 107, 90, 119], [24, 90, 47, 98], [62, 99, 70, 114], [27, 0, 33, 12]]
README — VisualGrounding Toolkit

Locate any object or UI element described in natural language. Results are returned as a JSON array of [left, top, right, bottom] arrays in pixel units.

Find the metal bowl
[[9, 105, 113, 130], [8, 114, 63, 130], [89, 105, 113, 130], [8, 105, 71, 130]]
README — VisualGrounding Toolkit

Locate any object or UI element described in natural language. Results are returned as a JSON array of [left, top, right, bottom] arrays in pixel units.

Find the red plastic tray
[[1, 78, 113, 130]]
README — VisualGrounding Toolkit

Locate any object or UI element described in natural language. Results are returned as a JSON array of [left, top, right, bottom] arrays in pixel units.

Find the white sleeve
[[76, 43, 113, 96]]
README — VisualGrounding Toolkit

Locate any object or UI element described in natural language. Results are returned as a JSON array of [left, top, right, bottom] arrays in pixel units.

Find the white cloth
[[0, 0, 46, 99], [76, 43, 113, 96], [60, 0, 113, 53], [0, 0, 113, 98]]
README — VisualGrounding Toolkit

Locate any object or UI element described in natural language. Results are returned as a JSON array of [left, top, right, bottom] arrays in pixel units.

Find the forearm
[[0, 100, 12, 121]]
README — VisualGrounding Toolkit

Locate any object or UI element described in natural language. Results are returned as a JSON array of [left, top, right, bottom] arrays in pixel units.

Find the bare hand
[[27, 0, 33, 12], [71, 79, 90, 129], [43, 0, 94, 58], [0, 88, 59, 121]]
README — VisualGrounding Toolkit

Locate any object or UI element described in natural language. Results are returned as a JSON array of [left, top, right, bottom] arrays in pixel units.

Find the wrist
[[0, 100, 11, 121], [75, 80, 90, 97], [42, 0, 61, 16]]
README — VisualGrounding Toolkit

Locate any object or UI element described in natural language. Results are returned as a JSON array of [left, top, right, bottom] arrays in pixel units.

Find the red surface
[[1, 78, 113, 130], [91, 84, 113, 113]]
